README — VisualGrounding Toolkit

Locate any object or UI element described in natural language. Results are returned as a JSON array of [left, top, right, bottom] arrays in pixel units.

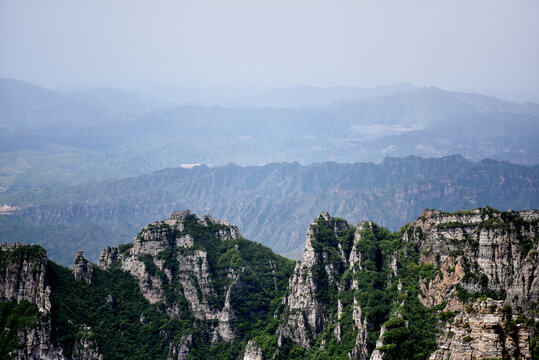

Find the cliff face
[[411, 208, 538, 309], [0, 243, 61, 359], [0, 243, 52, 313], [275, 207, 538, 359], [276, 214, 404, 359], [1, 207, 538, 359], [408, 208, 539, 359], [277, 213, 374, 358], [97, 210, 252, 343], [0, 243, 102, 360]]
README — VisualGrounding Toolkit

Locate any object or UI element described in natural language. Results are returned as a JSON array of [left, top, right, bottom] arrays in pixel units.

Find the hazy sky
[[1, 0, 538, 102]]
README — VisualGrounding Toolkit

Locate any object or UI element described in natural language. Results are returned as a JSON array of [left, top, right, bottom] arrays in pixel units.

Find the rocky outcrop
[[72, 250, 94, 284], [412, 208, 539, 309], [168, 334, 192, 360], [278, 213, 384, 359], [3, 207, 537, 359], [0, 243, 51, 313], [369, 325, 386, 360], [277, 208, 539, 359], [97, 246, 119, 269], [431, 299, 532, 359], [72, 326, 103, 360], [409, 207, 539, 359], [243, 340, 264, 360], [98, 210, 245, 341], [0, 243, 65, 359], [350, 298, 369, 360], [10, 321, 65, 360], [279, 213, 352, 347]]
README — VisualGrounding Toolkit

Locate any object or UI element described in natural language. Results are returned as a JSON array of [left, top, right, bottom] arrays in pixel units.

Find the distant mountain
[[1, 155, 537, 265], [0, 78, 102, 126], [66, 87, 168, 116], [142, 83, 419, 108], [1, 79, 538, 188]]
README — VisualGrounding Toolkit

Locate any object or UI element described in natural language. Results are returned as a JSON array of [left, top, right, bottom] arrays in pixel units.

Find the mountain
[[66, 87, 168, 116], [141, 83, 419, 108], [0, 78, 103, 127], [1, 207, 537, 359], [1, 79, 538, 188], [1, 155, 538, 265], [274, 207, 539, 359]]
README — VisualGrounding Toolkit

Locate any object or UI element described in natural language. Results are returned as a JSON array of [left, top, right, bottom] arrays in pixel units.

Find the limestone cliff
[[0, 243, 102, 360], [407, 208, 539, 359], [275, 207, 538, 359], [97, 210, 248, 342], [0, 243, 51, 313], [93, 210, 293, 359], [277, 213, 382, 358], [243, 340, 264, 360]]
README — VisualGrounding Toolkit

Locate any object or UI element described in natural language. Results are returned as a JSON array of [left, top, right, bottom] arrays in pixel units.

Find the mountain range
[[1, 78, 538, 188], [1, 155, 537, 265]]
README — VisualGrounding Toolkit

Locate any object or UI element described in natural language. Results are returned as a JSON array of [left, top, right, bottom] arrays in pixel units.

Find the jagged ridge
[[1, 207, 538, 359], [272, 207, 538, 359]]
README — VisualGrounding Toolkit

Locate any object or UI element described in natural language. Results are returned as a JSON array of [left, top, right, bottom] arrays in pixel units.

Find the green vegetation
[[48, 261, 182, 359], [0, 300, 41, 358], [44, 214, 295, 360], [0, 244, 46, 265], [118, 243, 133, 255], [250, 219, 439, 360], [380, 317, 412, 359], [456, 284, 506, 303], [439, 311, 455, 323]]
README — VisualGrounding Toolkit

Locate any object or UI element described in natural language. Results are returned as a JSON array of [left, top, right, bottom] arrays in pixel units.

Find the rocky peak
[[96, 211, 260, 345], [97, 246, 119, 269], [0, 242, 51, 313], [72, 250, 94, 284], [0, 243, 67, 359], [278, 213, 355, 348], [243, 340, 264, 360], [169, 209, 191, 221], [277, 208, 539, 359]]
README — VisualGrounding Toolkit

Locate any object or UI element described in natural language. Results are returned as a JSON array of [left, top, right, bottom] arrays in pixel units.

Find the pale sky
[[1, 0, 538, 102]]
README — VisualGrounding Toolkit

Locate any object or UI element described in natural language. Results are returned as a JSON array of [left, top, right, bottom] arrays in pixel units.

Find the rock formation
[[72, 250, 94, 284], [243, 340, 264, 360], [0, 243, 102, 359], [97, 211, 247, 341], [1, 207, 538, 359], [0, 243, 51, 313], [276, 207, 538, 359]]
